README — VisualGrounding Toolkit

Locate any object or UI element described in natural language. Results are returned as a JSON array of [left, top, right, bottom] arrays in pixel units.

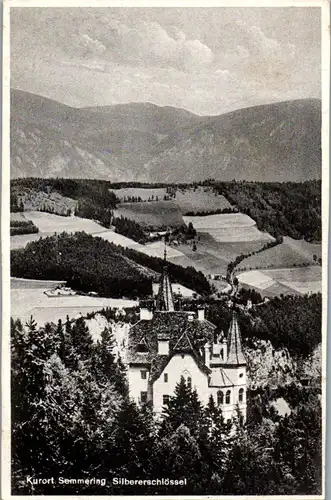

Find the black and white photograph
[[2, 1, 329, 497]]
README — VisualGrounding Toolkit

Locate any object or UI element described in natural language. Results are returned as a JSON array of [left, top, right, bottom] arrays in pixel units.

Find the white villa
[[127, 255, 247, 423]]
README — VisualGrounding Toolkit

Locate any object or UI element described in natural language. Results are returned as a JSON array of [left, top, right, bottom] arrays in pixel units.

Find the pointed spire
[[227, 310, 246, 365], [156, 242, 175, 311]]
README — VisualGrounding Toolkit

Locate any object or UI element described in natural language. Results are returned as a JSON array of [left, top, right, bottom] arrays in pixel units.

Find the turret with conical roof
[[227, 310, 246, 365], [156, 245, 175, 312]]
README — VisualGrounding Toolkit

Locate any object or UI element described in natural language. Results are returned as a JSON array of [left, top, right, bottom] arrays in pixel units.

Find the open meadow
[[22, 211, 106, 234], [174, 187, 232, 214], [111, 186, 232, 215], [114, 200, 184, 228], [10, 211, 143, 250], [183, 213, 274, 243], [11, 277, 138, 325], [10, 212, 29, 222], [237, 236, 321, 271]]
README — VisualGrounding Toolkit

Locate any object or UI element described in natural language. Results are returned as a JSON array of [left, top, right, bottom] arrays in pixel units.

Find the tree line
[[10, 220, 39, 236], [226, 237, 283, 280]]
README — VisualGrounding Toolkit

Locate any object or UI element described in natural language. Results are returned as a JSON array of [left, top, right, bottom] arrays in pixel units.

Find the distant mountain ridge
[[11, 89, 321, 182]]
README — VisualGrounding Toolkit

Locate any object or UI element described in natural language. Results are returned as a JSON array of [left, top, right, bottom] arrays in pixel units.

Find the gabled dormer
[[137, 336, 149, 353]]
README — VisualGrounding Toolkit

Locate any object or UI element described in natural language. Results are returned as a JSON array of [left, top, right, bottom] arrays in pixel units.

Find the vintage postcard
[[1, 0, 329, 498]]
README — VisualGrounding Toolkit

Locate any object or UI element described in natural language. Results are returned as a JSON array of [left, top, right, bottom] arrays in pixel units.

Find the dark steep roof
[[127, 311, 215, 382], [156, 266, 175, 311]]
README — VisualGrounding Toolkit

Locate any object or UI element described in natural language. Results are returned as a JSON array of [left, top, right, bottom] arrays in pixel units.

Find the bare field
[[114, 201, 184, 228], [237, 266, 321, 297], [23, 211, 105, 234], [183, 213, 274, 243]]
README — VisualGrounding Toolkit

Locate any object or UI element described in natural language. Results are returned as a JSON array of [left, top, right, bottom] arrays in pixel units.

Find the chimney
[[204, 341, 211, 368], [198, 307, 205, 321], [158, 340, 169, 355], [139, 299, 153, 320]]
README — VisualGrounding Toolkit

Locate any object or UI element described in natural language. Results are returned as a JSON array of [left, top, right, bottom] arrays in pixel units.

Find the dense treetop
[[212, 180, 321, 242], [11, 315, 322, 495]]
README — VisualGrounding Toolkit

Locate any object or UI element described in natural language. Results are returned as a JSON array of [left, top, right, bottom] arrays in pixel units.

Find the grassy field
[[236, 236, 321, 271], [11, 277, 137, 325], [183, 213, 274, 243], [10, 211, 144, 250], [15, 188, 77, 214], [22, 211, 105, 234], [111, 187, 167, 201], [174, 187, 232, 214], [237, 266, 321, 297], [111, 186, 233, 215], [114, 201, 184, 228]]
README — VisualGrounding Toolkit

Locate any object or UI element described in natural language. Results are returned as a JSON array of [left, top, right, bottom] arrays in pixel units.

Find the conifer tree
[[160, 377, 204, 439], [109, 399, 155, 482], [71, 317, 93, 363], [199, 395, 231, 479], [153, 424, 203, 494]]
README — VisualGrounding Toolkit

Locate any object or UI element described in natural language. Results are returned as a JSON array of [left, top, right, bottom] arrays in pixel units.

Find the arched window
[[217, 390, 224, 405], [226, 390, 231, 404], [239, 388, 244, 403], [220, 348, 224, 360], [182, 370, 192, 388]]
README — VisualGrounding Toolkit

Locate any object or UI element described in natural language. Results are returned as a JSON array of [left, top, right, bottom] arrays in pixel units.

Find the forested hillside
[[207, 293, 321, 359], [11, 178, 118, 227], [212, 180, 321, 241], [10, 232, 211, 297]]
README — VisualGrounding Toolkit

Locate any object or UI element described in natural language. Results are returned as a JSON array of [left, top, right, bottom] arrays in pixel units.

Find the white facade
[[153, 353, 209, 414], [127, 278, 247, 425], [127, 365, 150, 405]]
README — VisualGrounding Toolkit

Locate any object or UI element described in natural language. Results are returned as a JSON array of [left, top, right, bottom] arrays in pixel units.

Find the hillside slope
[[10, 90, 201, 180], [11, 90, 321, 182], [11, 116, 124, 179], [146, 99, 321, 182]]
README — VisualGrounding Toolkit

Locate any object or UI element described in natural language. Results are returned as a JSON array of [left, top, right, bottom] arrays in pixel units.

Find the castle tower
[[156, 246, 175, 311], [227, 310, 246, 366]]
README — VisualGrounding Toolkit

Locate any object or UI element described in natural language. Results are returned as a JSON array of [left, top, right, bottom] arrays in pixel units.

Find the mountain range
[[11, 89, 321, 182]]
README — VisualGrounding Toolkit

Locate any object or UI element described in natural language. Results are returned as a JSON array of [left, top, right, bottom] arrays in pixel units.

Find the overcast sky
[[11, 7, 321, 115]]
